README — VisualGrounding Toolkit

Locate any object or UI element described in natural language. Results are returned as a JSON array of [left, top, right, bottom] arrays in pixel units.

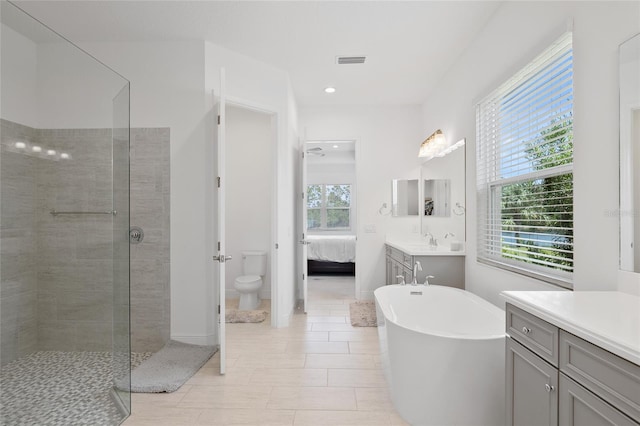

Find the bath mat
[[225, 309, 268, 323], [130, 340, 217, 393], [349, 300, 377, 327]]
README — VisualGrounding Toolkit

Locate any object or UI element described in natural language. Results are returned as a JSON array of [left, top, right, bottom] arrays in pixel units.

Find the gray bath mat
[[130, 340, 217, 393], [349, 301, 377, 327], [226, 309, 268, 323]]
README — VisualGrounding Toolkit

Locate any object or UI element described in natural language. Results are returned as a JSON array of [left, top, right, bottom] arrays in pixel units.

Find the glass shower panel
[[0, 2, 131, 424], [112, 82, 131, 418]]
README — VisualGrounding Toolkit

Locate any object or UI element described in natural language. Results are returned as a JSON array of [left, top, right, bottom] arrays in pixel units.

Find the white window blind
[[476, 33, 574, 288]]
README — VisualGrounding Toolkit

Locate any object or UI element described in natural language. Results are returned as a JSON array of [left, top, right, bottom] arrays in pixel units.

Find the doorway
[[224, 104, 276, 322], [302, 140, 358, 311]]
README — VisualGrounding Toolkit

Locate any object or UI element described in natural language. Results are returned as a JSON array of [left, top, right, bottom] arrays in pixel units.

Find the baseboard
[[171, 334, 216, 346]]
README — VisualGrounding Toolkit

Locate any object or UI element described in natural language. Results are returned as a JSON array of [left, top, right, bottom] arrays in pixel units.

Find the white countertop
[[385, 238, 466, 256], [501, 291, 640, 366]]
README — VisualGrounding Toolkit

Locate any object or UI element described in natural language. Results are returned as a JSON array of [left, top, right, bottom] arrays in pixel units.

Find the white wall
[[307, 162, 357, 235], [1, 24, 38, 127], [420, 1, 640, 307], [225, 105, 273, 300], [299, 105, 423, 300]]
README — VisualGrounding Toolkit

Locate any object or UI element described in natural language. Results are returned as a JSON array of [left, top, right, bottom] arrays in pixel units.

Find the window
[[476, 33, 574, 288], [307, 184, 351, 229]]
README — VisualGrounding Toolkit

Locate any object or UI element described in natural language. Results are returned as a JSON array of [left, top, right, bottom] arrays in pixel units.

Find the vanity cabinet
[[506, 303, 640, 426], [384, 244, 464, 287]]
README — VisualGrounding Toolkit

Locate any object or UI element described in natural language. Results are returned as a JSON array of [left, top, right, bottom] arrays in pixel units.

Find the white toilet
[[234, 250, 267, 310]]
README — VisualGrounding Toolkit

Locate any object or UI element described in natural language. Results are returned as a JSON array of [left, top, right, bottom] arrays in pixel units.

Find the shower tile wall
[[130, 128, 170, 353], [36, 128, 115, 352], [0, 120, 170, 363], [0, 120, 39, 365]]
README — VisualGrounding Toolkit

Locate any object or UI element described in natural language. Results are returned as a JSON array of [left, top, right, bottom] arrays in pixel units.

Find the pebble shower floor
[[0, 351, 151, 426]]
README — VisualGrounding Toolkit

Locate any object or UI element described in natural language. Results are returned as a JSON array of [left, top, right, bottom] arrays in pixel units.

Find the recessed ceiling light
[[333, 144, 339, 149], [15, 142, 26, 149], [60, 153, 70, 159], [324, 87, 336, 94], [47, 149, 56, 156], [32, 146, 42, 153]]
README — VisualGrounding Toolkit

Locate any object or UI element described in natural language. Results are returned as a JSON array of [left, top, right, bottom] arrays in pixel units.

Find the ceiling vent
[[336, 56, 366, 65]]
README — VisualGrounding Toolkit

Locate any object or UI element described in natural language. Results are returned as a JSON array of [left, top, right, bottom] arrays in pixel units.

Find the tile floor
[[123, 276, 408, 425]]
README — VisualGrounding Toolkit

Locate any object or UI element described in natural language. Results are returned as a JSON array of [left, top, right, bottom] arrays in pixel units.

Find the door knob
[[213, 254, 233, 263]]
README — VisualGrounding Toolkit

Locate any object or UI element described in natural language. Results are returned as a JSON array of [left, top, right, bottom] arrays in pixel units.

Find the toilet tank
[[242, 251, 267, 276]]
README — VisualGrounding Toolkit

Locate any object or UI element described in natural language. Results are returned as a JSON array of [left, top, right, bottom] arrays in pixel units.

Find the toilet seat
[[235, 275, 261, 285]]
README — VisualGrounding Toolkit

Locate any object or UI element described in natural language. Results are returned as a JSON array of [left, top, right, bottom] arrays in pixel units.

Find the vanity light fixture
[[418, 129, 446, 158], [324, 87, 336, 94], [419, 131, 465, 161]]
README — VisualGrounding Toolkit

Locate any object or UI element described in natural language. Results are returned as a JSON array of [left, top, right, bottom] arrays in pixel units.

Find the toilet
[[234, 250, 267, 310]]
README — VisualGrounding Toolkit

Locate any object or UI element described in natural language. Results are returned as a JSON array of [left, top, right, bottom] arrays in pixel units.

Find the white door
[[298, 147, 309, 313], [213, 69, 229, 374]]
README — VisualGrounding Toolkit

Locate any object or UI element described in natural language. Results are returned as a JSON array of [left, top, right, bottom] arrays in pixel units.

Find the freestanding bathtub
[[374, 284, 506, 426]]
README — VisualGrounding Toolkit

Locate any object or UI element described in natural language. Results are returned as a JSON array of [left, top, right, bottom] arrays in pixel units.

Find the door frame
[[299, 137, 360, 301], [225, 95, 280, 327]]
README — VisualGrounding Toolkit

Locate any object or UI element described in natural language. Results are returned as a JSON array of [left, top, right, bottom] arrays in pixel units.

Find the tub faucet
[[423, 275, 435, 286], [396, 275, 406, 285], [412, 261, 422, 285]]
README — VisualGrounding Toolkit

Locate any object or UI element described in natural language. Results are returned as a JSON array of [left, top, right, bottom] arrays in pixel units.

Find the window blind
[[476, 33, 574, 288]]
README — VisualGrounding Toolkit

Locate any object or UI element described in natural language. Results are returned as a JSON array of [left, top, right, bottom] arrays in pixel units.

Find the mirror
[[423, 179, 450, 217], [420, 140, 466, 240], [392, 179, 419, 216], [619, 33, 640, 272]]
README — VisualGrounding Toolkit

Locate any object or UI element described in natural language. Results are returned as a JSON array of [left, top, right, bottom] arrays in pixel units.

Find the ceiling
[[11, 1, 502, 107]]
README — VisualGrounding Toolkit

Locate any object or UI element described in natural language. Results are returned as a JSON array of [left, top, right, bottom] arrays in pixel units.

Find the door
[[213, 69, 229, 375], [298, 146, 309, 313]]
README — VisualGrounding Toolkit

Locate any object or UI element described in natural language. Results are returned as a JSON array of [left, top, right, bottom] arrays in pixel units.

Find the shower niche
[[1, 2, 132, 424]]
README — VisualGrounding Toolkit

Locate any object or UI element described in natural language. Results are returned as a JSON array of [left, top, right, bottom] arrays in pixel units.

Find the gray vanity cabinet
[[384, 244, 464, 287], [506, 303, 640, 426]]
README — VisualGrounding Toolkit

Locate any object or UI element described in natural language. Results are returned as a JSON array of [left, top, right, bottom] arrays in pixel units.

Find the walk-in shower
[[1, 2, 131, 424]]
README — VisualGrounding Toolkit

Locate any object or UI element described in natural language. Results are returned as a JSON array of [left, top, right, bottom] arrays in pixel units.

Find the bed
[[306, 235, 356, 275]]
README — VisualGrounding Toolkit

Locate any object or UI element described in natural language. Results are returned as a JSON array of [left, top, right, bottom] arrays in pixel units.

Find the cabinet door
[[559, 374, 637, 426], [507, 338, 558, 426]]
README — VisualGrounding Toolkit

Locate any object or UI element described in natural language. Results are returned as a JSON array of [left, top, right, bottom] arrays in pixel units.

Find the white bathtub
[[374, 284, 506, 426]]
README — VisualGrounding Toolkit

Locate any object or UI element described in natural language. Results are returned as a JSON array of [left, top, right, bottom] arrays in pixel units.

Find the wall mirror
[[620, 33, 640, 272], [423, 179, 450, 217], [391, 179, 419, 216], [420, 140, 466, 241]]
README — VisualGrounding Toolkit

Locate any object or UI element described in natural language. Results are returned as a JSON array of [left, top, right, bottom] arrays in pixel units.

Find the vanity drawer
[[560, 330, 640, 424], [506, 303, 559, 366], [387, 246, 404, 262]]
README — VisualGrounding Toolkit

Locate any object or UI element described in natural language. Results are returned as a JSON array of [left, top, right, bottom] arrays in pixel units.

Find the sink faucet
[[412, 261, 422, 285], [424, 232, 438, 249], [444, 232, 455, 239], [423, 275, 435, 286]]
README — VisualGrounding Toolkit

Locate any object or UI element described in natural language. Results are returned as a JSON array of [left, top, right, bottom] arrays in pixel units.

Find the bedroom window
[[476, 32, 574, 288], [307, 184, 351, 229]]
